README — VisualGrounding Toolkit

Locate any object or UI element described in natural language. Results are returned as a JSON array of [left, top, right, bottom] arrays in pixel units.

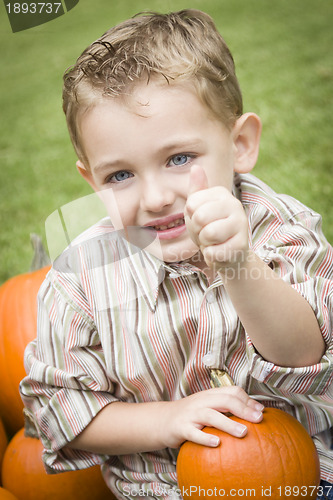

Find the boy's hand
[[185, 165, 249, 275], [162, 387, 264, 448]]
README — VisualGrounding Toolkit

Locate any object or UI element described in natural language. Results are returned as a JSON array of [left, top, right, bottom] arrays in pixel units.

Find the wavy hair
[[63, 10, 243, 164]]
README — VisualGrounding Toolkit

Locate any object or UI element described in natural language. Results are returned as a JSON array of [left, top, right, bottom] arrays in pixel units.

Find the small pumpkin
[[1, 428, 116, 500], [177, 407, 321, 499], [0, 264, 50, 436], [0, 488, 19, 500]]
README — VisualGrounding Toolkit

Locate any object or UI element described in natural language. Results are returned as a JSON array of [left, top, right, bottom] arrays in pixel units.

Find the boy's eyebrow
[[160, 138, 205, 153], [93, 160, 127, 173], [93, 138, 205, 173]]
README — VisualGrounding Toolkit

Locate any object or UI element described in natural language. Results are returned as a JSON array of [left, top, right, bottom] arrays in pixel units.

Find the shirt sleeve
[[247, 207, 333, 398], [19, 270, 118, 473]]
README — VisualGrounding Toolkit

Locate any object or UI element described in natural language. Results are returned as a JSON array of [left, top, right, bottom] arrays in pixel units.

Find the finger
[[196, 217, 235, 247], [199, 388, 264, 423], [185, 413, 248, 447], [247, 398, 265, 412], [202, 235, 248, 266], [184, 165, 208, 245], [188, 164, 208, 196], [212, 397, 263, 424], [185, 185, 231, 220], [203, 386, 250, 405], [204, 409, 248, 438], [188, 199, 230, 234], [185, 426, 221, 448]]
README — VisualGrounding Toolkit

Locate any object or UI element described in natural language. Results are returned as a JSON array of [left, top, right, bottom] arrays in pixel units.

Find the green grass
[[0, 0, 332, 284]]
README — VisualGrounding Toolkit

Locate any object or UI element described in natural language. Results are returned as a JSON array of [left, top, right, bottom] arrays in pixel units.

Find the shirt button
[[202, 352, 216, 367], [206, 291, 215, 303]]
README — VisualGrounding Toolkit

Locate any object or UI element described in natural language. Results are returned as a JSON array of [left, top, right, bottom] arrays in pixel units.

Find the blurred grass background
[[0, 0, 332, 284]]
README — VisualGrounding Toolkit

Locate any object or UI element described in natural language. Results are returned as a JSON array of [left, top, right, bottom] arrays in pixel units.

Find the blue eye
[[169, 154, 191, 166], [107, 171, 133, 183]]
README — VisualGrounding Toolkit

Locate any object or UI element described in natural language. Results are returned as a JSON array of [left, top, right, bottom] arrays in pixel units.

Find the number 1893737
[[5, 3, 62, 14], [277, 485, 332, 497]]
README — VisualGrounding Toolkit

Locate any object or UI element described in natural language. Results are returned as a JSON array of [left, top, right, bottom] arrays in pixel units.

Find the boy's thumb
[[188, 165, 209, 195]]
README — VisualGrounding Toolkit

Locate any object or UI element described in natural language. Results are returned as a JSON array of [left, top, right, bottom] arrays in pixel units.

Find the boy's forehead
[[79, 84, 222, 150], [78, 77, 231, 171], [106, 78, 206, 119], [78, 78, 229, 153], [117, 79, 194, 114]]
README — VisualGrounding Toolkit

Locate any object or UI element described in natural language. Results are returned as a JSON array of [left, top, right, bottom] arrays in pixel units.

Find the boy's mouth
[[152, 217, 184, 231], [144, 215, 186, 240]]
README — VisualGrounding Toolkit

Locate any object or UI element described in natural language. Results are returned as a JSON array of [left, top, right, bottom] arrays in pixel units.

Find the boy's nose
[[140, 175, 175, 213]]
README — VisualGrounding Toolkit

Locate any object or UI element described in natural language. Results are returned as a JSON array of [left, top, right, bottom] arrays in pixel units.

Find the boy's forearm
[[222, 251, 325, 367], [67, 387, 265, 456], [67, 401, 169, 455]]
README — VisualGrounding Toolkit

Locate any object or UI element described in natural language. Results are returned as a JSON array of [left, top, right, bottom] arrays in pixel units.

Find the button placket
[[201, 285, 227, 371], [205, 290, 215, 303], [202, 351, 217, 367]]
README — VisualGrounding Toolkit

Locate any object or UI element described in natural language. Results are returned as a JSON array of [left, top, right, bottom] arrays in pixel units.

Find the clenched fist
[[185, 165, 250, 276]]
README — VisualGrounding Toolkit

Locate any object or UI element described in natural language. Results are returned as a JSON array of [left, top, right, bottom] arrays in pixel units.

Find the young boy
[[20, 9, 332, 499]]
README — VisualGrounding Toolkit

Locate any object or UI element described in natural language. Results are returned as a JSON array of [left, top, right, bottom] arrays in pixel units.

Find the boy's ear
[[232, 113, 262, 174], [76, 160, 99, 192]]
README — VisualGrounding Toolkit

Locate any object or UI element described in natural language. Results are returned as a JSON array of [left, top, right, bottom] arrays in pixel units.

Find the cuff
[[246, 336, 333, 397], [24, 388, 118, 473]]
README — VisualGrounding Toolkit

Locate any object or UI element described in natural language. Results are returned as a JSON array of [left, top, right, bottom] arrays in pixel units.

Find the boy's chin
[[153, 242, 200, 264], [121, 228, 199, 264]]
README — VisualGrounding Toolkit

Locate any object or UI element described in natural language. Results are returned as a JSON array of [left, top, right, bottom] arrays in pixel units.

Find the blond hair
[[63, 9, 243, 164]]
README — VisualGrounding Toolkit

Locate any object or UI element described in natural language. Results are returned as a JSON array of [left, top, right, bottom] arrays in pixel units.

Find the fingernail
[[236, 424, 247, 437], [253, 411, 263, 421], [254, 403, 265, 411], [210, 435, 220, 447]]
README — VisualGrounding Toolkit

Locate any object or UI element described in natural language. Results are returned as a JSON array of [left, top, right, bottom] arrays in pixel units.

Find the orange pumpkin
[[0, 418, 8, 484], [177, 408, 321, 499], [2, 428, 116, 500], [0, 265, 50, 436], [0, 487, 19, 500]]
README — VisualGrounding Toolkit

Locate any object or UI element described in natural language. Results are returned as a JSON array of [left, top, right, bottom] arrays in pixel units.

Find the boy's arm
[[68, 387, 264, 455], [22, 267, 263, 463], [222, 251, 325, 367], [185, 165, 326, 368]]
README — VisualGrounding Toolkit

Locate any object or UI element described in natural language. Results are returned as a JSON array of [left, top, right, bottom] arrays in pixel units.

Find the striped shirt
[[20, 173, 333, 498]]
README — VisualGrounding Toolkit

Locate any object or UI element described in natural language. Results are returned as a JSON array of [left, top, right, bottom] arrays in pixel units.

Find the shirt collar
[[69, 219, 223, 312], [118, 238, 163, 312], [118, 238, 209, 312]]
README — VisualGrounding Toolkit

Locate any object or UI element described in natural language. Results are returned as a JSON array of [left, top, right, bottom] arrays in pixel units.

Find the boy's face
[[78, 80, 240, 264]]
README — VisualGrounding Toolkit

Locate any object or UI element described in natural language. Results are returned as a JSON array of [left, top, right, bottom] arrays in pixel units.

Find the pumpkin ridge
[[273, 410, 306, 482], [252, 414, 272, 487], [267, 409, 290, 486], [280, 412, 300, 482]]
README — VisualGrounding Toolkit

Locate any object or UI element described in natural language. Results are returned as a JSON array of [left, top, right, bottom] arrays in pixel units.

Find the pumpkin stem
[[23, 408, 40, 439], [209, 369, 234, 388], [29, 233, 51, 272]]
